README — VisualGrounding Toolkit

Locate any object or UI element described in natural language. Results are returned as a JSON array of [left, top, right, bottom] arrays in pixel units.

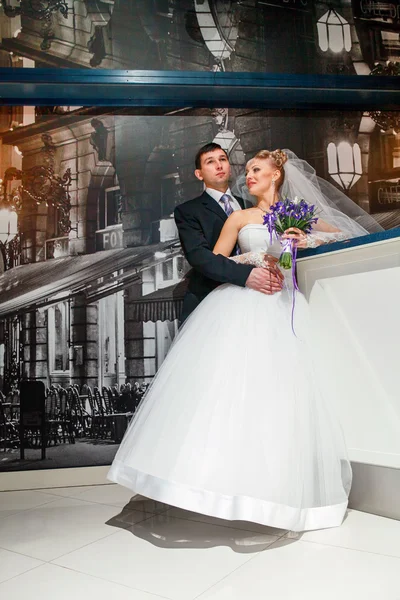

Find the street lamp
[[0, 165, 73, 234], [327, 142, 362, 190], [317, 8, 352, 53], [194, 0, 238, 68]]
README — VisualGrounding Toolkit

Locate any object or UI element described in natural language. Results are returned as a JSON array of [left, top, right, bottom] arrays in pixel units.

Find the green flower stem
[[279, 251, 292, 270]]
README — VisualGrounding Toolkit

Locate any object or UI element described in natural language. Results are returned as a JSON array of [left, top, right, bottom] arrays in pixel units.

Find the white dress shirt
[[205, 187, 242, 212]]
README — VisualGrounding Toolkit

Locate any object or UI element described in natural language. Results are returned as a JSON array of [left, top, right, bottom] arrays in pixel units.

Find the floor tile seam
[[48, 561, 176, 600], [0, 497, 68, 519], [0, 495, 140, 514], [0, 530, 120, 564], [296, 537, 400, 561], [0, 562, 45, 586], [191, 548, 272, 600], [48, 529, 138, 563], [0, 544, 47, 562]]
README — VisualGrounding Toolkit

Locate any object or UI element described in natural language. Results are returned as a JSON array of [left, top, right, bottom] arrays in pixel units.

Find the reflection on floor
[[0, 439, 119, 472], [0, 484, 399, 599]]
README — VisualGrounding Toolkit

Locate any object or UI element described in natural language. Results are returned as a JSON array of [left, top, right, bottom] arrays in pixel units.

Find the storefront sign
[[96, 226, 124, 250], [359, 1, 399, 20], [369, 181, 400, 212]]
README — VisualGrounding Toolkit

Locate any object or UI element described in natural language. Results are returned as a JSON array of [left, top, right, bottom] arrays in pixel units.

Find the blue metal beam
[[0, 69, 399, 108], [299, 227, 400, 258]]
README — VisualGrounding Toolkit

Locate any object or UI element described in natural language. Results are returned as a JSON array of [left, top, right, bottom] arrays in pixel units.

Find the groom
[[174, 142, 283, 322]]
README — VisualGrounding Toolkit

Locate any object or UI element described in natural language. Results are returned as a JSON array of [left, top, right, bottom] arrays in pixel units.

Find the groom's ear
[[194, 169, 203, 181]]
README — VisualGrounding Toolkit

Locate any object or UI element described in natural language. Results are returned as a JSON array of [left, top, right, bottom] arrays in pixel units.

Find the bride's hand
[[281, 227, 308, 249]]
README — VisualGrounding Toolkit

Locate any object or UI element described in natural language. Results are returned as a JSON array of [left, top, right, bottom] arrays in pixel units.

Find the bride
[[108, 149, 380, 532]]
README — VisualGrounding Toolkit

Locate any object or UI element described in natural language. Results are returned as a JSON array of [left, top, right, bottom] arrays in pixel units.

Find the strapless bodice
[[238, 224, 282, 257]]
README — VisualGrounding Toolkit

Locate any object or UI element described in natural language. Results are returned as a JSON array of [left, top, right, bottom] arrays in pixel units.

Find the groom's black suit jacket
[[174, 191, 254, 322]]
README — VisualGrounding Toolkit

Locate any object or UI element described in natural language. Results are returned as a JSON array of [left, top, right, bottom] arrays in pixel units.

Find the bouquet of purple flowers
[[263, 197, 318, 270], [263, 197, 318, 335]]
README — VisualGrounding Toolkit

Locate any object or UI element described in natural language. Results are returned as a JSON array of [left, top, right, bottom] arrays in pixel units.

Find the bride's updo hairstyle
[[249, 149, 288, 191]]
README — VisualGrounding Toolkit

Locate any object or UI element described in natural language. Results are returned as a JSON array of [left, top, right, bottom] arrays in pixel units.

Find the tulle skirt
[[108, 283, 351, 532]]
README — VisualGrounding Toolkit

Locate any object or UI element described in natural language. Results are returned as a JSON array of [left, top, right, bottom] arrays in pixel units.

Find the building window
[[98, 291, 125, 388], [368, 129, 400, 176], [99, 295, 117, 379], [162, 259, 174, 281], [317, 9, 352, 53], [327, 142, 362, 190], [99, 185, 123, 230], [380, 31, 400, 59], [48, 302, 70, 373], [154, 255, 187, 290]]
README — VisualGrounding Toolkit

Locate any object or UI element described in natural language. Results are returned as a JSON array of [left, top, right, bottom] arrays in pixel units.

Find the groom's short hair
[[195, 143, 229, 170]]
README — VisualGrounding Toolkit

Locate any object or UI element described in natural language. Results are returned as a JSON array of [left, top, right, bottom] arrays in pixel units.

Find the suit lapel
[[200, 191, 227, 222]]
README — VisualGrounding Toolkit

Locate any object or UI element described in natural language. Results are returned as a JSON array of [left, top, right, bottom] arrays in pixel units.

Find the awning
[[130, 279, 187, 323], [373, 211, 400, 230], [0, 241, 180, 320]]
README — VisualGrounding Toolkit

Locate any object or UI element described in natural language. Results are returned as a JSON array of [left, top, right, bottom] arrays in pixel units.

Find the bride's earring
[[271, 179, 276, 190]]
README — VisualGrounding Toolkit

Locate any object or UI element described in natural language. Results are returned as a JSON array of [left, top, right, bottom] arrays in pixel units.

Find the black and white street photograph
[[0, 0, 399, 74], [0, 104, 399, 470]]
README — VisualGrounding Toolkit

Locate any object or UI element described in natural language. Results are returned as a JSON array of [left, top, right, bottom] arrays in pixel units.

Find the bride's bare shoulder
[[240, 206, 264, 224], [226, 207, 262, 228], [224, 209, 246, 224]]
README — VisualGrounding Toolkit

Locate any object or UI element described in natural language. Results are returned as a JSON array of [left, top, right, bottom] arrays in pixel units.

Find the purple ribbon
[[290, 240, 299, 336], [280, 238, 299, 336], [267, 213, 274, 245]]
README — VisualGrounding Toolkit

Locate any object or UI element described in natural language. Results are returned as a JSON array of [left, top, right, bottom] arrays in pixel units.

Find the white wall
[[297, 236, 400, 468], [297, 236, 400, 301]]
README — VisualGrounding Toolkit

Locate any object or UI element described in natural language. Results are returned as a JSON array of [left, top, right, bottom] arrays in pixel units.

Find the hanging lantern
[[317, 9, 352, 53], [327, 142, 362, 190], [194, 0, 238, 64]]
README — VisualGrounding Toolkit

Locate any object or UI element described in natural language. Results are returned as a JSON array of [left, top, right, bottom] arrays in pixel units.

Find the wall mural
[[0, 1, 398, 74], [0, 0, 399, 471]]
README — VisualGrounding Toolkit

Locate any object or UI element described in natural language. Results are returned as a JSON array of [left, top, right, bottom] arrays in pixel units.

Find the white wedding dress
[[108, 224, 352, 532]]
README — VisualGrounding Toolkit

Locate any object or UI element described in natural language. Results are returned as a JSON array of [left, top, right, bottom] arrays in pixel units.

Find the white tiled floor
[[0, 484, 399, 600]]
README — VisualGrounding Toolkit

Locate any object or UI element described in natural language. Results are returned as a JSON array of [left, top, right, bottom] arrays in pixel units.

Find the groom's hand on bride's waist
[[245, 259, 283, 295], [263, 254, 281, 269]]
